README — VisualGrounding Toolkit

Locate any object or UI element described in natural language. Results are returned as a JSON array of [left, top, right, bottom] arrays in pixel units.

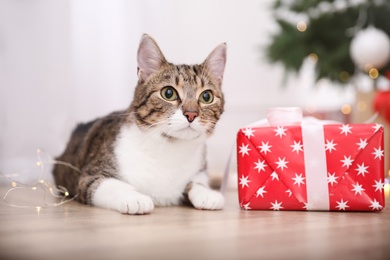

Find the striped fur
[[52, 34, 226, 214]]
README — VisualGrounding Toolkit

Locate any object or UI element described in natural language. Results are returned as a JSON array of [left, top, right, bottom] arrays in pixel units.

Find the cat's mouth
[[162, 125, 202, 140]]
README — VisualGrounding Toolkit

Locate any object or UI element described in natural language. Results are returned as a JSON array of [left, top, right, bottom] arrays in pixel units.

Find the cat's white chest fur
[[114, 124, 204, 206]]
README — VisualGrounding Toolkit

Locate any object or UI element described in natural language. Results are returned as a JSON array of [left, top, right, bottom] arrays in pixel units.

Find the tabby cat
[[52, 34, 227, 214]]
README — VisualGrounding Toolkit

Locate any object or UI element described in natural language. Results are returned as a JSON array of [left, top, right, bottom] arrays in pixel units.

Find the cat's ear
[[203, 43, 227, 86], [137, 34, 167, 81]]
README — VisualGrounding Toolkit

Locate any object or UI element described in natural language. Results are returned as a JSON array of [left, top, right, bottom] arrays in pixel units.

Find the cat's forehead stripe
[[172, 64, 208, 89], [175, 75, 180, 86]]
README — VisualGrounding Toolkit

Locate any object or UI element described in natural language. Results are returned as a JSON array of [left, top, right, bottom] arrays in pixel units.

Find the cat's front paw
[[118, 193, 155, 215], [188, 184, 224, 210], [93, 178, 154, 215]]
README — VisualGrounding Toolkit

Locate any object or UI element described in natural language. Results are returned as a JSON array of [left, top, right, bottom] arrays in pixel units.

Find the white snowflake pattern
[[285, 189, 292, 197], [369, 199, 383, 211], [372, 180, 385, 192], [372, 147, 384, 160], [372, 124, 382, 133], [327, 172, 338, 186], [242, 128, 255, 139], [355, 162, 369, 177], [291, 140, 303, 154], [340, 155, 354, 168], [274, 126, 287, 138], [241, 202, 251, 210], [258, 141, 272, 155], [335, 199, 349, 211], [270, 200, 283, 211], [339, 124, 352, 136], [351, 182, 365, 195], [292, 173, 305, 187], [275, 157, 289, 171], [256, 186, 267, 198], [303, 202, 313, 210], [239, 175, 251, 189], [254, 159, 267, 173], [325, 139, 337, 153], [356, 138, 368, 150], [238, 143, 251, 157], [270, 171, 279, 181]]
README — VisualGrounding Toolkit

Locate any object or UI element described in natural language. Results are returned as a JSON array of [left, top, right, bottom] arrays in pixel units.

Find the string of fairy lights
[[0, 147, 388, 212], [0, 148, 78, 212]]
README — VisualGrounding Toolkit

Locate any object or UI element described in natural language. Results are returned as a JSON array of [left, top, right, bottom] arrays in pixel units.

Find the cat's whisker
[[140, 123, 171, 150], [146, 120, 168, 129], [141, 124, 174, 152]]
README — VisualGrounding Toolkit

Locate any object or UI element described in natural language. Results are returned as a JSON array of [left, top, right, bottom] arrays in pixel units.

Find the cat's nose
[[184, 112, 198, 123]]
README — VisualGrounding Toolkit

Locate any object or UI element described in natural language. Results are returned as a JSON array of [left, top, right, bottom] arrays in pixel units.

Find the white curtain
[[1, 0, 351, 184]]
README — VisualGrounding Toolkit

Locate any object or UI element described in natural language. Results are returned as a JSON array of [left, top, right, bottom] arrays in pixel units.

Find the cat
[[52, 34, 227, 214]]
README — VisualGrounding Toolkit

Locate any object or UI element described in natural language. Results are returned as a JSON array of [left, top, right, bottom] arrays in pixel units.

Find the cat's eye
[[199, 90, 214, 104], [161, 86, 178, 101]]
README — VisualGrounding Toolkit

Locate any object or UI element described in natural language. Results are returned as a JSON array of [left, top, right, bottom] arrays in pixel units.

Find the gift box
[[237, 108, 385, 211]]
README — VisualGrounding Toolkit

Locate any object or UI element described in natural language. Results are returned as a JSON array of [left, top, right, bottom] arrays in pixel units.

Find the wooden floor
[[0, 186, 389, 260]]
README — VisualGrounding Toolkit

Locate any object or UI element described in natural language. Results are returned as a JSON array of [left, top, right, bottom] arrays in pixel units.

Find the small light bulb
[[305, 103, 317, 114], [339, 71, 350, 82], [64, 192, 69, 197], [36, 161, 41, 167], [11, 182, 17, 187], [308, 53, 318, 63], [369, 68, 379, 79], [297, 21, 307, 32], [32, 187, 37, 191], [357, 101, 367, 112], [341, 104, 351, 115], [384, 183, 390, 197]]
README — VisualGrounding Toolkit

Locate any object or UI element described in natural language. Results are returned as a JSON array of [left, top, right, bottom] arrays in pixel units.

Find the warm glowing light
[[384, 183, 390, 197], [297, 21, 307, 32], [308, 53, 318, 63], [385, 171, 390, 197], [357, 101, 367, 112], [339, 71, 350, 82], [341, 104, 351, 115], [305, 103, 317, 114], [369, 68, 379, 79], [1, 148, 78, 209]]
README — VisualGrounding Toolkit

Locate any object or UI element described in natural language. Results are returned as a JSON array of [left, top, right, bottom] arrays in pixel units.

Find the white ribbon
[[301, 122, 329, 210], [268, 108, 337, 210]]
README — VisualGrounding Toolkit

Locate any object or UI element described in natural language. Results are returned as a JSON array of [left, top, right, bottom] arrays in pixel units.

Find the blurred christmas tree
[[266, 0, 390, 84]]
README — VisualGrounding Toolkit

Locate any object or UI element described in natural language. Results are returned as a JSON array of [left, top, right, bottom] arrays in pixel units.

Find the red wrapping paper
[[237, 121, 385, 211]]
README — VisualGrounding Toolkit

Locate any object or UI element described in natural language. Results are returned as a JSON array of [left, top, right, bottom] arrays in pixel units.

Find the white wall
[[0, 0, 353, 184]]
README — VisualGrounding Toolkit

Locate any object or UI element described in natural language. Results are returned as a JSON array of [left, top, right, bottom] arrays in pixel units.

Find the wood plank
[[0, 186, 389, 260]]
